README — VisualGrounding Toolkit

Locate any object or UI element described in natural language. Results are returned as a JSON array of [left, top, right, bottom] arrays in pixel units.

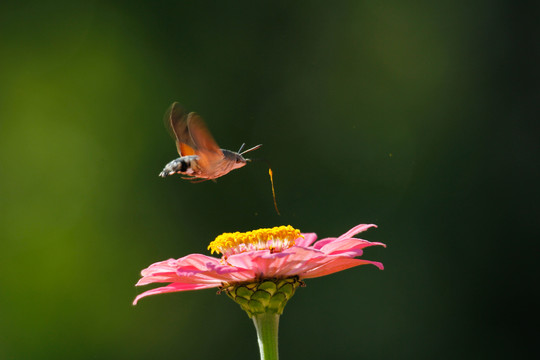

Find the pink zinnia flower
[[133, 224, 385, 305]]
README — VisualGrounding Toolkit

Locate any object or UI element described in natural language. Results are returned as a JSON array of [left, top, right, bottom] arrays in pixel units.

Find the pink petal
[[270, 247, 329, 275], [337, 224, 377, 240], [137, 253, 253, 286], [301, 257, 384, 279], [136, 272, 179, 286], [312, 237, 338, 250], [136, 259, 186, 286], [177, 262, 255, 284], [133, 283, 217, 305], [226, 250, 289, 278], [227, 247, 327, 278], [173, 253, 224, 269], [140, 254, 221, 276], [296, 232, 318, 247], [139, 258, 179, 276], [319, 238, 386, 256], [312, 224, 378, 250]]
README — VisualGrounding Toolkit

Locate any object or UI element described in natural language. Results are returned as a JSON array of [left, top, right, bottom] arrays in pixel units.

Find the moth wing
[[179, 142, 197, 157], [165, 102, 197, 156], [187, 112, 224, 168]]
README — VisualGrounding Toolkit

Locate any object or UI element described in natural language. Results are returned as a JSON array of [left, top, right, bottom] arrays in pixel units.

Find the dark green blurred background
[[1, 1, 537, 359]]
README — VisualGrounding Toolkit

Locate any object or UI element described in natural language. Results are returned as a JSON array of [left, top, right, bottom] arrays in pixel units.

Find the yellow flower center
[[208, 225, 302, 257]]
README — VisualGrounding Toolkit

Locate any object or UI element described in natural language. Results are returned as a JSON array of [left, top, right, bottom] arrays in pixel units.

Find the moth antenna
[[240, 144, 263, 155], [237, 143, 246, 153]]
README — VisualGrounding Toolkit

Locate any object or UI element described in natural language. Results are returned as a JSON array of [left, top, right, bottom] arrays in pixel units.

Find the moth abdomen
[[159, 155, 199, 178]]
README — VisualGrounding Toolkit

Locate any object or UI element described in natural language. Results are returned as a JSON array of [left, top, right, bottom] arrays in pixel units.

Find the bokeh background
[[1, 1, 537, 359]]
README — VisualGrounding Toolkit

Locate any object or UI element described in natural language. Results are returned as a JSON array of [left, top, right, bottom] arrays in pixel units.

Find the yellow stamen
[[208, 225, 302, 257], [268, 168, 280, 215]]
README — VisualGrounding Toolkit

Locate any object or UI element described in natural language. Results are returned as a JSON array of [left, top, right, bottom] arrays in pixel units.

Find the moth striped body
[[159, 155, 200, 178]]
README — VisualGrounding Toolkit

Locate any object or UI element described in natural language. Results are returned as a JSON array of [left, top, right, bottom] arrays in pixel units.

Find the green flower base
[[223, 277, 302, 317]]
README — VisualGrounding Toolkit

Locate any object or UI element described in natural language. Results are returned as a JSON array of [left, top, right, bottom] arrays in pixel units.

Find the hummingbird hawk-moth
[[159, 102, 262, 181], [159, 102, 280, 214]]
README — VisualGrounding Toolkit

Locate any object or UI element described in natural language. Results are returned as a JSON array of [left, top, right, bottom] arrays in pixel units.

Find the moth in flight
[[159, 102, 262, 181]]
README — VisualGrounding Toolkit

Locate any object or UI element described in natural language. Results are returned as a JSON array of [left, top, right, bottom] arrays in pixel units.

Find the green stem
[[252, 313, 280, 360]]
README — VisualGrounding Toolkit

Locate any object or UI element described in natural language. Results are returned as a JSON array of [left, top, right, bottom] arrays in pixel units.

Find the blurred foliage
[[0, 0, 536, 359]]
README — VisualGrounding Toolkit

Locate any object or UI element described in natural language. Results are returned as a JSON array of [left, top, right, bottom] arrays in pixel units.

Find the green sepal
[[223, 277, 302, 318]]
